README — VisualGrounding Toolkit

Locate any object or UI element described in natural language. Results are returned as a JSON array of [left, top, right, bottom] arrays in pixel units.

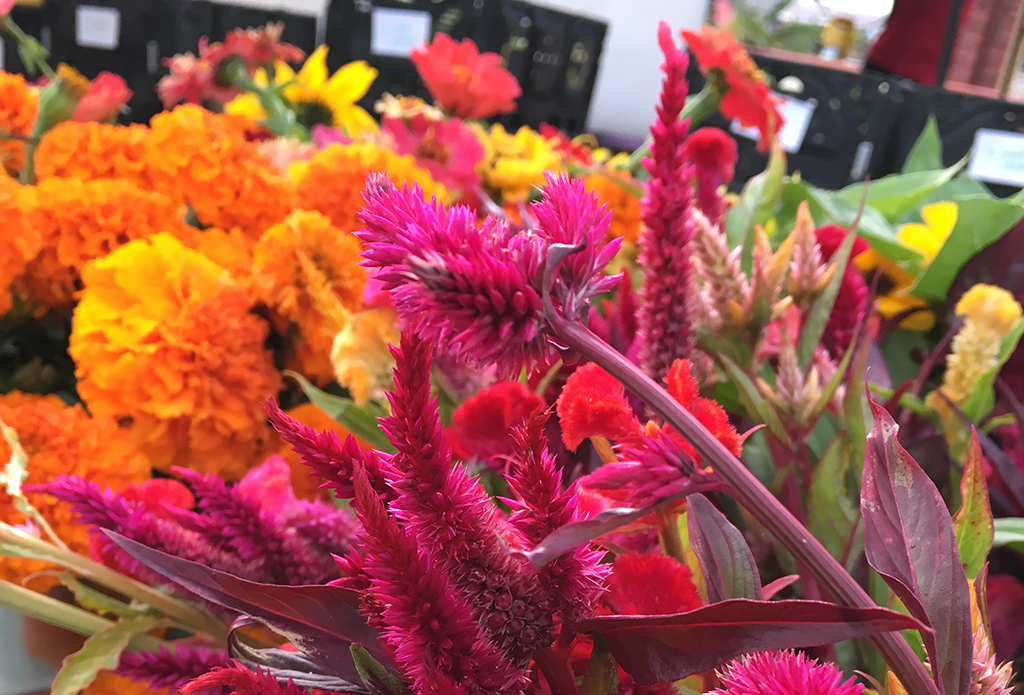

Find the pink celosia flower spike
[[504, 409, 608, 629], [709, 650, 865, 695], [637, 22, 700, 384], [381, 329, 554, 666], [118, 646, 231, 693], [350, 464, 527, 695], [182, 663, 307, 695]]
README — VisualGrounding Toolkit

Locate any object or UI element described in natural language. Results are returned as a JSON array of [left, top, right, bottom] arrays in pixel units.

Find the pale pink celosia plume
[[637, 22, 699, 384]]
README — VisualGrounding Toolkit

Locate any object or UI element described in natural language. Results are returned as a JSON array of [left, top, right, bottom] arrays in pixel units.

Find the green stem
[[220, 58, 305, 140], [625, 82, 726, 175], [19, 115, 45, 185], [0, 15, 55, 79], [658, 511, 687, 563]]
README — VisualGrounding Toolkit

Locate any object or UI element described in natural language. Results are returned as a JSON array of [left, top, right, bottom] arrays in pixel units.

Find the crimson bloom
[[557, 362, 642, 451], [606, 552, 703, 615], [73, 72, 132, 122], [814, 224, 870, 356], [446, 381, 545, 469], [410, 33, 521, 119], [680, 25, 782, 151], [684, 127, 738, 223]]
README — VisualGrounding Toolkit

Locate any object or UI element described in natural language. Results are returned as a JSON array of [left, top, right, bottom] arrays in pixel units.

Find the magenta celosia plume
[[709, 650, 865, 695], [355, 172, 619, 375], [118, 645, 232, 693], [637, 22, 699, 384], [182, 663, 308, 695]]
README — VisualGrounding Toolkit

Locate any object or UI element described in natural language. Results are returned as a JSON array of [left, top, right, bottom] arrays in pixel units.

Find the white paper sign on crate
[[730, 93, 815, 153]]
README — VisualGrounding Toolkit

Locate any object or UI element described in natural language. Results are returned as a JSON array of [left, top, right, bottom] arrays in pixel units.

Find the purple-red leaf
[[760, 575, 799, 600], [686, 495, 762, 602], [105, 532, 386, 684], [579, 598, 926, 686], [861, 402, 972, 695]]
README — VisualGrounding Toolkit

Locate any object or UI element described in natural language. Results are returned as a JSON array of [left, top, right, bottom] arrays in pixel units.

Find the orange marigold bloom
[[291, 142, 448, 232], [144, 105, 294, 238], [17, 177, 193, 309], [330, 306, 400, 404], [0, 391, 150, 589], [0, 71, 38, 176], [268, 402, 363, 500], [35, 121, 151, 186], [189, 226, 255, 284], [70, 233, 282, 478], [681, 26, 782, 151], [253, 209, 366, 383], [0, 178, 41, 315], [584, 171, 643, 243], [83, 671, 171, 695], [410, 33, 521, 120]]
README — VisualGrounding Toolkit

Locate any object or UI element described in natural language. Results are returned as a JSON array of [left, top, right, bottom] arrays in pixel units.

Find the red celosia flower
[[662, 358, 743, 461], [709, 650, 864, 695], [557, 362, 642, 451], [381, 113, 484, 194], [182, 663, 308, 695], [446, 381, 545, 470], [683, 127, 737, 223], [606, 552, 703, 615], [681, 25, 783, 152], [541, 123, 595, 167], [814, 224, 870, 356], [117, 645, 231, 694], [638, 23, 699, 384], [410, 33, 521, 120], [72, 72, 132, 122]]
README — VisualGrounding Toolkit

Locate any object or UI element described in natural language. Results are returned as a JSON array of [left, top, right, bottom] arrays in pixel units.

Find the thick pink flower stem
[[550, 317, 939, 695]]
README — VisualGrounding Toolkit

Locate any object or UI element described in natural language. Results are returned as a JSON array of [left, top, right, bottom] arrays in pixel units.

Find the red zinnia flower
[[73, 72, 132, 122], [446, 381, 545, 470], [381, 112, 484, 194], [410, 33, 521, 120], [680, 26, 782, 151]]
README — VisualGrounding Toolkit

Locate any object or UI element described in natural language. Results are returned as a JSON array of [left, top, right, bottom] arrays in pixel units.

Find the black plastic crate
[[214, 4, 318, 55], [2, 2, 55, 77]]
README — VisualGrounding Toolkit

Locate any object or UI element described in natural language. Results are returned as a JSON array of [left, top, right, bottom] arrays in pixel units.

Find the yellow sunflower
[[226, 45, 378, 135]]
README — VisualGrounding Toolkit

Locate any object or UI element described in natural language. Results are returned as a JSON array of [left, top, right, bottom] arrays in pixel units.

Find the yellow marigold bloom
[[227, 46, 378, 135], [268, 402, 363, 500], [253, 210, 366, 383], [474, 123, 560, 202], [16, 177, 194, 310], [331, 306, 400, 405], [0, 391, 150, 589], [35, 121, 151, 186], [0, 71, 39, 176], [291, 142, 447, 232], [583, 169, 643, 243], [144, 105, 294, 239], [856, 201, 958, 332], [189, 226, 255, 285], [0, 178, 41, 315], [70, 233, 282, 477]]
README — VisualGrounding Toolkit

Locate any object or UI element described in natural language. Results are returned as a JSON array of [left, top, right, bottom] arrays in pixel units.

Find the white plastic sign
[[967, 128, 1024, 187], [731, 94, 816, 153], [76, 5, 120, 50], [371, 7, 431, 58]]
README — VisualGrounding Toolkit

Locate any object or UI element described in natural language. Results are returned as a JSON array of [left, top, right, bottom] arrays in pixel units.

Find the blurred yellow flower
[[226, 46, 378, 135], [474, 123, 560, 202], [856, 201, 958, 332], [331, 307, 399, 405]]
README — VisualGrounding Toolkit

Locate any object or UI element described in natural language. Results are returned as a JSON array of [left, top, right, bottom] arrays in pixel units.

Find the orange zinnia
[[681, 25, 782, 151], [35, 121, 151, 186], [410, 33, 521, 120], [0, 72, 39, 176]]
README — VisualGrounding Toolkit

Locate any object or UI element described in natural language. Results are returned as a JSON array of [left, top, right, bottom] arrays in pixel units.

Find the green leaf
[[835, 157, 966, 223], [351, 645, 409, 695], [910, 197, 1024, 302], [286, 372, 394, 453], [717, 355, 789, 444], [961, 318, 1024, 423], [953, 433, 994, 579], [797, 228, 856, 369], [901, 117, 943, 174], [51, 615, 163, 695], [61, 574, 151, 620], [725, 146, 786, 249], [807, 438, 862, 572], [580, 635, 618, 695], [993, 517, 1024, 551]]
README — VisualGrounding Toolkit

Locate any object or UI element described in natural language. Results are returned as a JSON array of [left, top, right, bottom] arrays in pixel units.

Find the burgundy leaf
[[861, 402, 972, 695], [686, 494, 761, 602], [580, 598, 926, 686], [760, 575, 799, 600], [105, 531, 386, 684]]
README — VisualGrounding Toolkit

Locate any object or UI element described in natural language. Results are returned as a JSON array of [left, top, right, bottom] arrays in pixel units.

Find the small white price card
[[76, 5, 120, 50], [731, 94, 816, 153], [371, 7, 431, 58], [967, 128, 1024, 187]]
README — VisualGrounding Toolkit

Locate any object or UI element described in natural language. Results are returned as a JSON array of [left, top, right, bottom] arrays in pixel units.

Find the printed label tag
[[967, 128, 1024, 187]]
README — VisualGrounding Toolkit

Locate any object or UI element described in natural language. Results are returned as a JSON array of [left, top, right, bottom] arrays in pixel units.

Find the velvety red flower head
[[410, 33, 521, 120], [680, 26, 782, 151], [814, 225, 870, 356], [684, 127, 738, 186], [73, 72, 132, 122], [607, 552, 703, 615], [446, 381, 545, 470], [557, 362, 643, 451]]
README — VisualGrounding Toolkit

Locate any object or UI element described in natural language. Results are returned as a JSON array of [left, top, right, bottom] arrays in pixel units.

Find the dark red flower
[[446, 381, 545, 469], [606, 552, 703, 615], [73, 72, 132, 122], [814, 224, 870, 356], [410, 33, 521, 120], [684, 127, 737, 223], [556, 362, 643, 451]]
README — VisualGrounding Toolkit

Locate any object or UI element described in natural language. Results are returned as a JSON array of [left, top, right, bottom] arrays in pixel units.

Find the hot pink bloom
[[0, 0, 15, 16], [709, 650, 864, 695], [814, 224, 870, 356], [382, 113, 484, 194], [118, 646, 231, 694], [310, 123, 352, 148], [410, 33, 521, 119], [446, 381, 545, 470], [683, 127, 737, 224], [638, 22, 698, 383], [72, 72, 132, 122]]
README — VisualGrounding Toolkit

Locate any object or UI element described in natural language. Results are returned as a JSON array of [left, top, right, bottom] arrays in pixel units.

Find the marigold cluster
[[0, 391, 150, 588], [583, 170, 643, 244], [70, 233, 281, 478], [34, 121, 151, 186], [16, 177, 193, 309], [144, 105, 293, 237], [474, 123, 561, 203], [0, 178, 40, 315], [0, 71, 38, 175], [252, 209, 366, 383]]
